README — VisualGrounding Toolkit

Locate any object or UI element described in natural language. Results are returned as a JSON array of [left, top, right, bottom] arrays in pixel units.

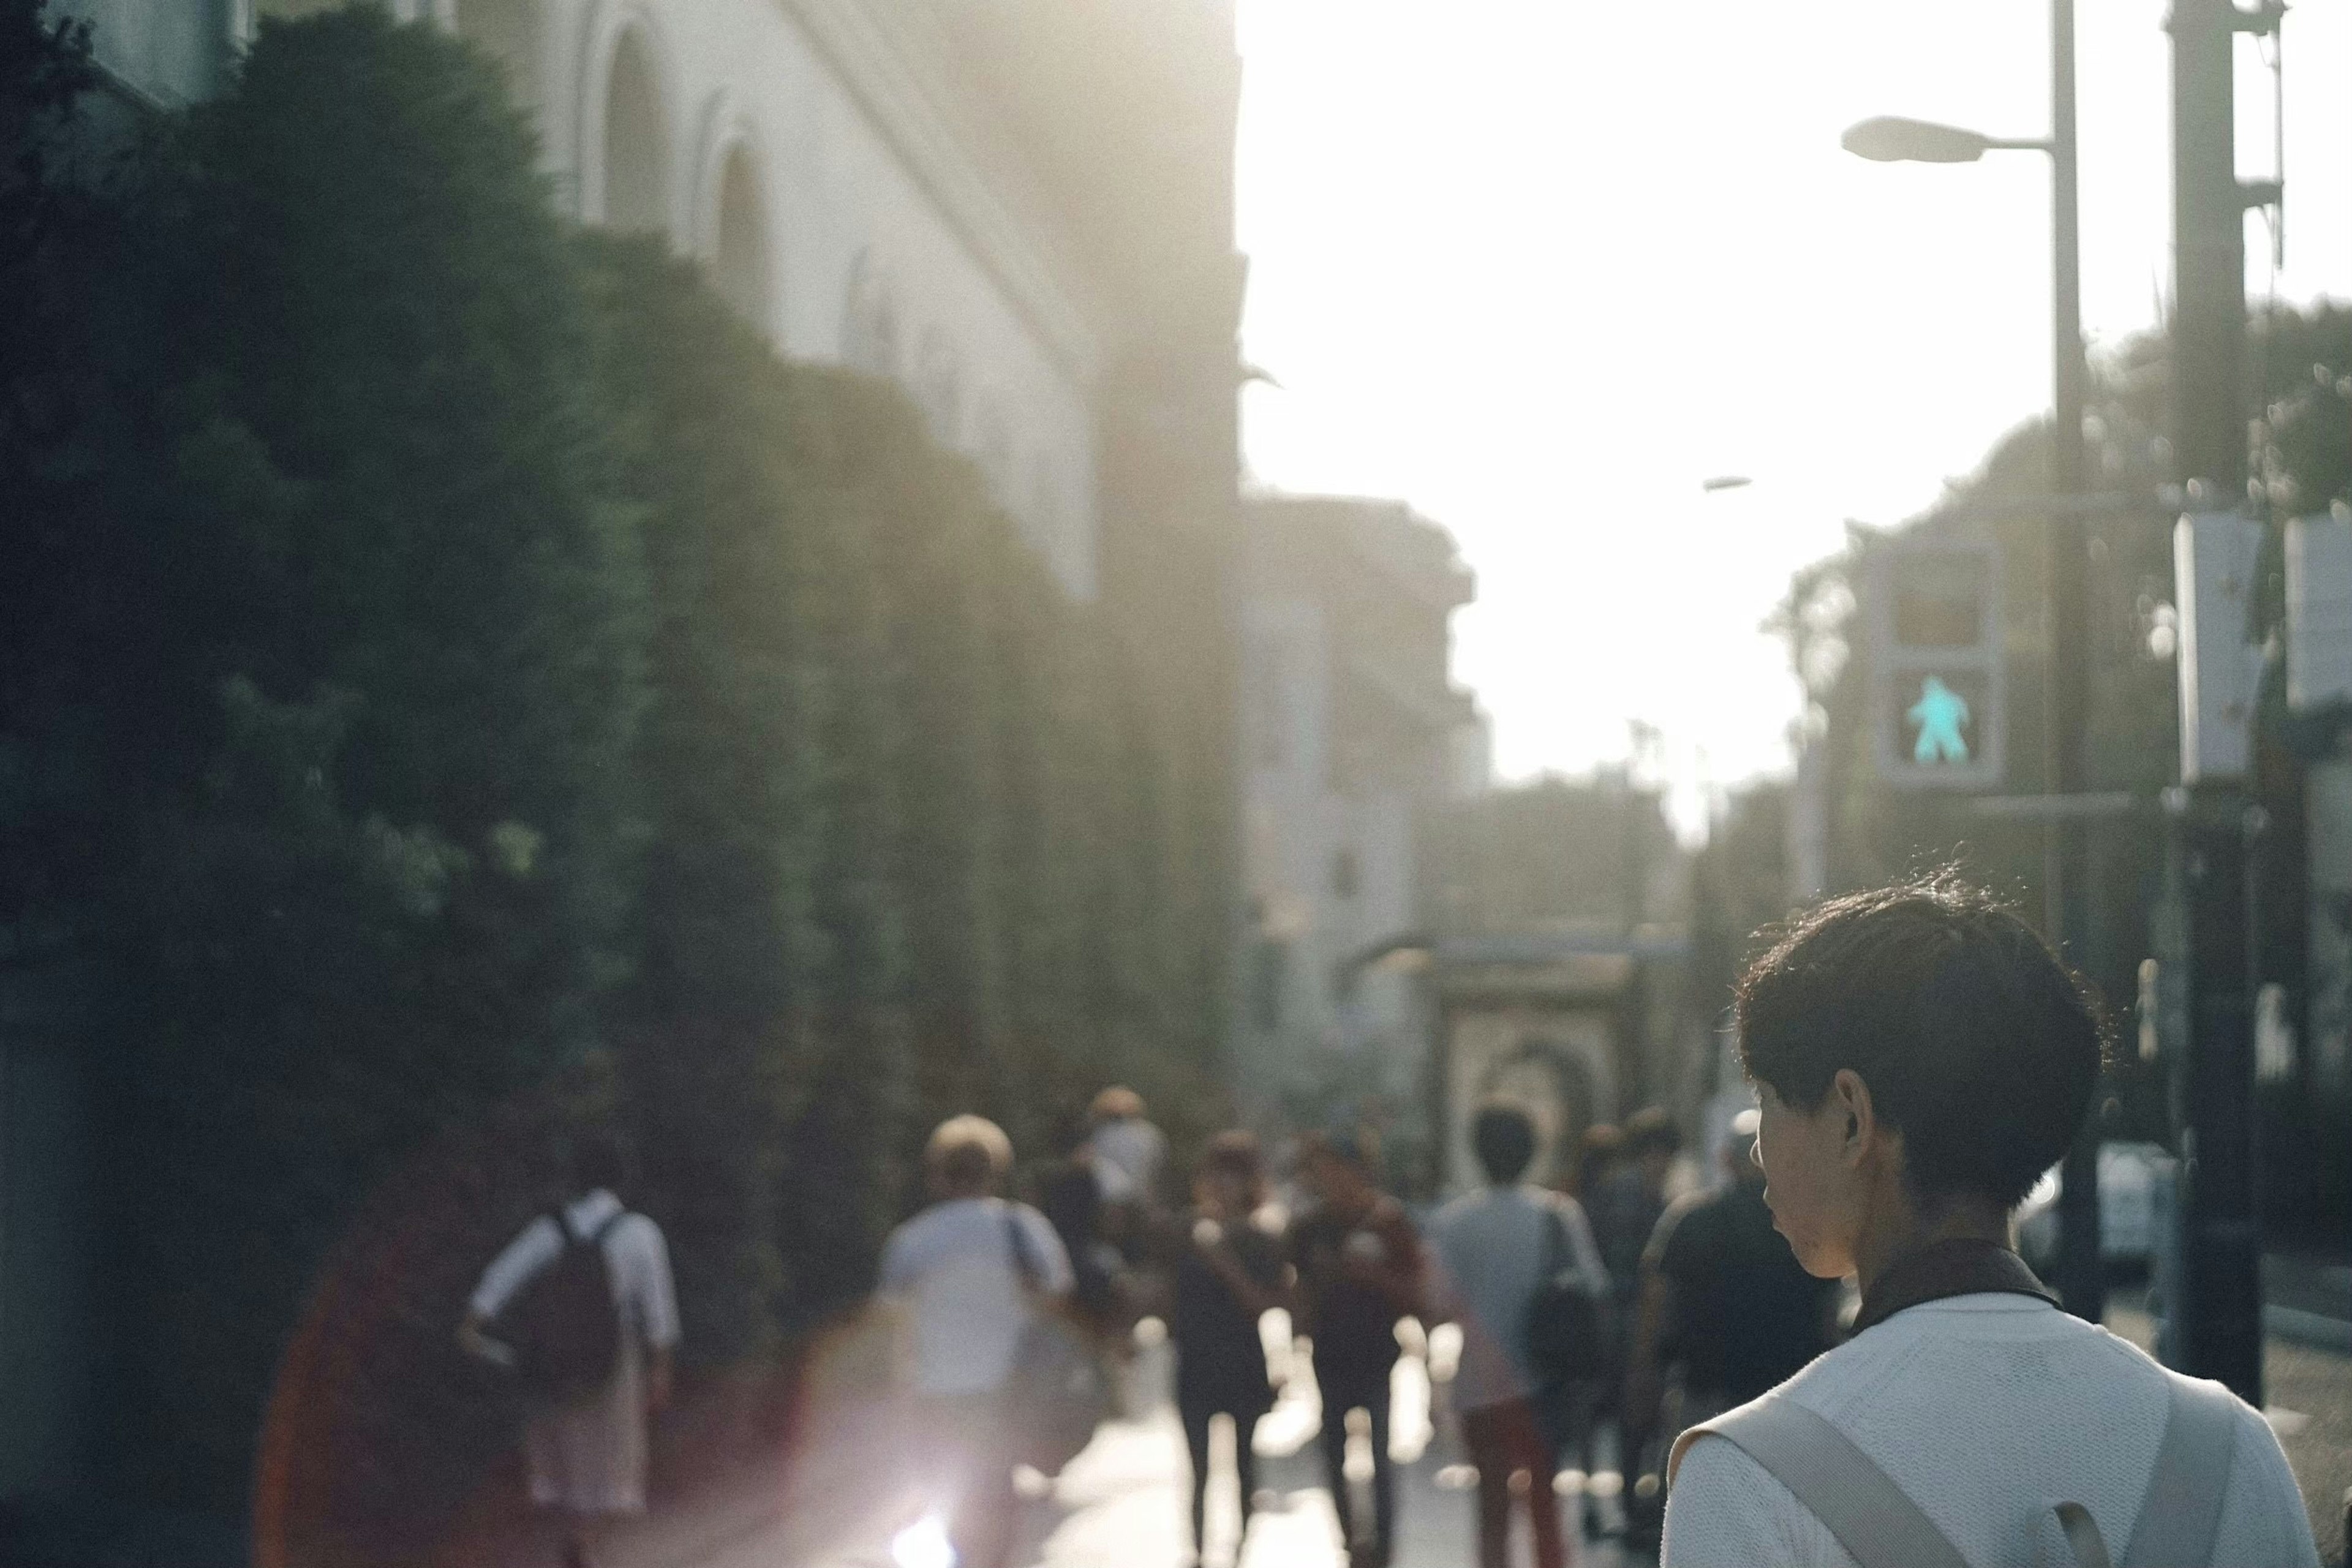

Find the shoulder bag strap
[[1003, 1206, 1042, 1293], [2119, 1376, 2239, 1568], [1668, 1394, 1975, 1568], [1539, 1200, 1567, 1278]]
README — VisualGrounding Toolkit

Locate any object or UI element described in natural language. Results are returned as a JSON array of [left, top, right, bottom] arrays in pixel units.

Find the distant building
[[1239, 494, 1479, 1128]]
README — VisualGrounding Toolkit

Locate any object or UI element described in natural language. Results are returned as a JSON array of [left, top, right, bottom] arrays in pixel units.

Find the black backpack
[[503, 1206, 625, 1405], [1525, 1204, 1610, 1387]]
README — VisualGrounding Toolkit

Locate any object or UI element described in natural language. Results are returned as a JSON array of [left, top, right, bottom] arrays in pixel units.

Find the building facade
[[1240, 494, 1479, 1134], [63, 0, 1245, 609]]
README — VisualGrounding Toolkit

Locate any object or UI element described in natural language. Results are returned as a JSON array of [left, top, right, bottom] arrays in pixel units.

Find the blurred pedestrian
[[1431, 1100, 1606, 1568], [1294, 1128, 1423, 1568], [1170, 1131, 1292, 1564], [1086, 1085, 1167, 1210], [1571, 1122, 1625, 1205], [1037, 1114, 1124, 1334], [1620, 1106, 1838, 1529], [1663, 881, 2320, 1567], [459, 1130, 680, 1568], [878, 1115, 1074, 1568]]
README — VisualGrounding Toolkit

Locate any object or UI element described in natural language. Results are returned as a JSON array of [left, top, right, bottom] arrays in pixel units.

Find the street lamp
[[1842, 0, 2100, 1324]]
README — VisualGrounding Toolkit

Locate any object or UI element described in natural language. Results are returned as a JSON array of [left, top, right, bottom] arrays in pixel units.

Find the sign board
[[2174, 512, 2266, 783], [1868, 538, 2006, 789], [2285, 512, 2352, 714]]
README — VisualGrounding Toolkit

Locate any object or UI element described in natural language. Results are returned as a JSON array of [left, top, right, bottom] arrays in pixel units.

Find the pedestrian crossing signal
[[1869, 539, 2005, 789]]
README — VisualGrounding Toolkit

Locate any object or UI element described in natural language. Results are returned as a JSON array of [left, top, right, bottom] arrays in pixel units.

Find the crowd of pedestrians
[[447, 884, 2324, 1568]]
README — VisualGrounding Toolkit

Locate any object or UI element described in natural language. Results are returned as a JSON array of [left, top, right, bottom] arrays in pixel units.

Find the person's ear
[[1830, 1068, 1876, 1164]]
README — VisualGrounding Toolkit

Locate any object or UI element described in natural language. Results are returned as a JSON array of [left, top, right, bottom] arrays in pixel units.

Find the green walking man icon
[[1907, 674, 1971, 764]]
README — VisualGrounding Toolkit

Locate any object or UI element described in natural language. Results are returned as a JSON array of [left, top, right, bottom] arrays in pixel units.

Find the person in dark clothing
[[1621, 1108, 1840, 1501], [1292, 1129, 1423, 1568], [1170, 1131, 1291, 1564], [1038, 1118, 1123, 1333]]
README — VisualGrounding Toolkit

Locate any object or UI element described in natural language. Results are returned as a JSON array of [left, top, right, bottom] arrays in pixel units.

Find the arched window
[[709, 144, 771, 328], [842, 253, 899, 377], [600, 28, 668, 235]]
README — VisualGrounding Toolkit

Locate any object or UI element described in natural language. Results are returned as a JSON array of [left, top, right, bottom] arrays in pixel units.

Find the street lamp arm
[[1842, 116, 2051, 164]]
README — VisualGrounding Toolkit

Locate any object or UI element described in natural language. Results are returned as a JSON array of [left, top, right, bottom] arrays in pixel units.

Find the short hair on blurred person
[[1735, 876, 2109, 1212], [1089, 1085, 1146, 1123], [1470, 1099, 1538, 1185], [1576, 1121, 1624, 1194], [1305, 1125, 1379, 1175], [1624, 1104, 1680, 1158], [1202, 1129, 1264, 1185], [925, 1114, 1014, 1196]]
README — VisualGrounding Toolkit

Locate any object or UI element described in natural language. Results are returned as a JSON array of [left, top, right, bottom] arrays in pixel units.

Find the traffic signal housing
[[1868, 537, 2006, 790]]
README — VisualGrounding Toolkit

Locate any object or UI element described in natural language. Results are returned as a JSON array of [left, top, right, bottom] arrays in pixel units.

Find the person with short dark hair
[[1169, 1131, 1292, 1563], [1294, 1128, 1423, 1568], [879, 1115, 1074, 1568], [1432, 1100, 1605, 1568], [1663, 880, 2318, 1567]]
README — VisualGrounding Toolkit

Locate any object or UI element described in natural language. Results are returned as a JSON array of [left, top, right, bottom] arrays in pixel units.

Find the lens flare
[[890, 1513, 957, 1568]]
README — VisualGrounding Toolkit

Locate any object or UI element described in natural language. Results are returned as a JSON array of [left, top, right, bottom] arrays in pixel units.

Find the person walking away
[[1664, 880, 2320, 1567], [878, 1115, 1074, 1568], [1432, 1100, 1607, 1568], [1170, 1131, 1292, 1565], [1038, 1114, 1125, 1335], [1581, 1112, 1675, 1538], [1621, 1106, 1838, 1545], [459, 1131, 680, 1568], [1085, 1085, 1167, 1243], [1293, 1128, 1423, 1568]]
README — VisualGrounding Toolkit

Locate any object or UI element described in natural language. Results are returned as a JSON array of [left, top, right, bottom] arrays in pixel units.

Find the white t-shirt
[[1664, 1294, 2318, 1568], [878, 1197, 1073, 1396], [1086, 1118, 1166, 1204], [470, 1188, 682, 1352], [1431, 1184, 1607, 1410]]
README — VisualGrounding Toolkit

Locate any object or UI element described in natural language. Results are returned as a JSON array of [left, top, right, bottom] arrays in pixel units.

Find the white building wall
[[521, 0, 1103, 598], [85, 0, 1109, 598]]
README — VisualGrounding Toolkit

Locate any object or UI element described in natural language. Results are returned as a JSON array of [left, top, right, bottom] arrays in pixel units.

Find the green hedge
[[2, 5, 1228, 1524]]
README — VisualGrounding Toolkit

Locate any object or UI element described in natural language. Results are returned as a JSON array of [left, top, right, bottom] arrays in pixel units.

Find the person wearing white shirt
[[1431, 1099, 1607, 1568], [878, 1115, 1072, 1568], [459, 1132, 680, 1568], [1662, 880, 2319, 1568]]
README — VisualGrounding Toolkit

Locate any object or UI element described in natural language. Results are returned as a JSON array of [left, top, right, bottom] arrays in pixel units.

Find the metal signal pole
[[2166, 0, 2275, 1406], [2046, 0, 2105, 1326]]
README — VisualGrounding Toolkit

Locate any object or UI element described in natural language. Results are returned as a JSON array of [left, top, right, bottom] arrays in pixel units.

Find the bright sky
[[1235, 0, 2352, 833]]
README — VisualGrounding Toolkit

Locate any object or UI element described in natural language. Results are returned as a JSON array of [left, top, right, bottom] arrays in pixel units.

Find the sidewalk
[[781, 1341, 1653, 1568]]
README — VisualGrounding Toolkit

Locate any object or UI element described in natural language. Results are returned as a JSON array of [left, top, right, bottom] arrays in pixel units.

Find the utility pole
[[2046, 0, 2105, 1325], [2165, 0, 2274, 1406]]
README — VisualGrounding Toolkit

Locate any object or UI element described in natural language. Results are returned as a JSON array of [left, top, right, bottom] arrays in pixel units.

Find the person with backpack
[[459, 1130, 680, 1568], [1431, 1099, 1608, 1568], [1663, 880, 2320, 1568], [878, 1115, 1077, 1568]]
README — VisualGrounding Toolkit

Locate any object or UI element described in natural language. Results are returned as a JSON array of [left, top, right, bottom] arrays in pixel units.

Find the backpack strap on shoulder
[[2120, 1375, 2239, 1568], [1667, 1394, 1973, 1568]]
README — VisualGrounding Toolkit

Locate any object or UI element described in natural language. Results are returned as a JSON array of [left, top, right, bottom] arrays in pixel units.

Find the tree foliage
[[3, 5, 1229, 1528]]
